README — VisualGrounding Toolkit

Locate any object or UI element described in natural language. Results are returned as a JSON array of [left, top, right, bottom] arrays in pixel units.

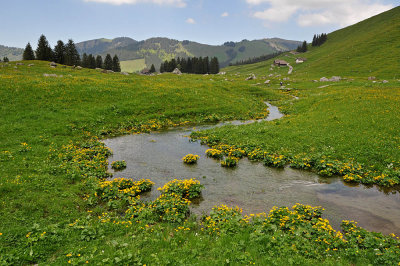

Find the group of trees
[[0, 57, 9, 62], [296, 41, 308, 53], [81, 53, 121, 72], [229, 51, 284, 66], [312, 33, 328, 47], [22, 34, 121, 71], [160, 56, 219, 74]]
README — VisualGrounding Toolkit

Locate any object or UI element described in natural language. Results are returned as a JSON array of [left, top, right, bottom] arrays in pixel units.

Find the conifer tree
[[159, 62, 164, 73], [65, 39, 80, 66], [104, 54, 113, 70], [210, 57, 219, 74], [81, 53, 89, 68], [53, 40, 65, 64], [3, 57, 9, 62], [302, 41, 307, 52], [150, 64, 156, 73], [36, 34, 53, 61], [95, 55, 103, 69], [112, 55, 121, 72], [88, 54, 96, 69], [23, 42, 35, 60]]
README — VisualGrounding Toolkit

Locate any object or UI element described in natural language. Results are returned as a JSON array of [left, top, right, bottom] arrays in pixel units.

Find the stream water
[[103, 103, 400, 235]]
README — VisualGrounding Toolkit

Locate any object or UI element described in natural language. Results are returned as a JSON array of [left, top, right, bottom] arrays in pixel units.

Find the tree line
[[229, 51, 284, 66], [160, 56, 219, 74], [312, 33, 328, 47], [296, 41, 308, 53], [22, 34, 121, 72]]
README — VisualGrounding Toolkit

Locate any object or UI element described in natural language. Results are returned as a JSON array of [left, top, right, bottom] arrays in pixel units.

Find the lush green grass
[[1, 8, 400, 263], [224, 7, 400, 79], [120, 59, 147, 73], [207, 6, 400, 184], [0, 60, 279, 264]]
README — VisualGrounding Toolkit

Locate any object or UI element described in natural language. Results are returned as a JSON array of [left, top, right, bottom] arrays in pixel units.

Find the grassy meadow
[[1, 7, 400, 265], [120, 59, 147, 73]]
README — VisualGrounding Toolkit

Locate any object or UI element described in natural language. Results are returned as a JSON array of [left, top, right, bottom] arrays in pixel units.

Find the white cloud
[[186, 18, 196, 24], [84, 0, 186, 7], [247, 0, 393, 27], [221, 12, 229, 17]]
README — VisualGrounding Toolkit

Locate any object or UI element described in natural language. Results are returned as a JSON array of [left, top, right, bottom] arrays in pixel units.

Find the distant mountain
[[75, 37, 137, 55], [76, 37, 301, 72], [0, 45, 23, 61]]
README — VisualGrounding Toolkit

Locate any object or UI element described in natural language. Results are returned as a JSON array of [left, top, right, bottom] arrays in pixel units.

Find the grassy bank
[[1, 60, 400, 265]]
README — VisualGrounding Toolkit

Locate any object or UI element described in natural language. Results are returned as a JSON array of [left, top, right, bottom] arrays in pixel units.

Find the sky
[[1, 0, 397, 48]]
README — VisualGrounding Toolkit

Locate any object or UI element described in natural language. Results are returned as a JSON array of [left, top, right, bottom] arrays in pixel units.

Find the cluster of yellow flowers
[[182, 154, 200, 164]]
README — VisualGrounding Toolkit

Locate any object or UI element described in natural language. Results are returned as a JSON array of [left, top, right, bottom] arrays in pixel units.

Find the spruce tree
[[3, 57, 9, 62], [81, 53, 88, 68], [302, 41, 307, 52], [112, 55, 121, 72], [65, 39, 80, 66], [88, 54, 96, 69], [36, 34, 53, 61], [23, 42, 35, 60], [104, 54, 113, 70], [150, 64, 156, 73], [210, 57, 219, 74], [53, 40, 65, 64], [159, 62, 164, 73], [95, 55, 103, 69]]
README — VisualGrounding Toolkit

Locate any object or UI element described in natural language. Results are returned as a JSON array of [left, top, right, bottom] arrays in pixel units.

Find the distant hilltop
[[2, 36, 301, 72], [74, 37, 301, 72]]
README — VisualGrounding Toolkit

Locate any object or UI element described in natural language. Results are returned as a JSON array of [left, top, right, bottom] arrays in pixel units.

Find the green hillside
[[77, 37, 301, 72], [0, 45, 23, 61], [224, 6, 400, 79]]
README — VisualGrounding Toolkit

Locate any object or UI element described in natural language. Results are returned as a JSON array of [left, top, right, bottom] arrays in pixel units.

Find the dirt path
[[288, 64, 293, 74]]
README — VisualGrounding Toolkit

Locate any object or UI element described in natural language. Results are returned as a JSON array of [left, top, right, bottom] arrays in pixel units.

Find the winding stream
[[103, 103, 400, 235]]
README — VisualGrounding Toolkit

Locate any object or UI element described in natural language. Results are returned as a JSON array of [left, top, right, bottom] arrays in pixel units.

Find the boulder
[[320, 77, 329, 82], [246, 74, 256, 80], [28, 64, 34, 67], [264, 80, 270, 84], [50, 62, 57, 67], [121, 72, 129, 76], [76, 66, 82, 70], [43, 73, 61, 77], [382, 80, 389, 83], [217, 72, 226, 75], [368, 76, 376, 80], [172, 68, 182, 75], [330, 76, 341, 82], [16, 63, 24, 66]]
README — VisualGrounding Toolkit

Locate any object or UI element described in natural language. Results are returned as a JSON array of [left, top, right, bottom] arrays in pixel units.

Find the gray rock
[[217, 72, 226, 75], [264, 80, 270, 84], [246, 74, 256, 80], [382, 80, 389, 83], [172, 68, 182, 75], [28, 64, 34, 67], [43, 73, 60, 77], [329, 76, 341, 82], [50, 62, 57, 67], [312, 80, 319, 82], [368, 76, 376, 80], [16, 63, 24, 66], [121, 72, 129, 75], [320, 77, 329, 82], [76, 66, 82, 70]]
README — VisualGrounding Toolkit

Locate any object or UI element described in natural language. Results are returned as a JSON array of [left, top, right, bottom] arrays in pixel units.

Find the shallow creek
[[103, 103, 400, 235]]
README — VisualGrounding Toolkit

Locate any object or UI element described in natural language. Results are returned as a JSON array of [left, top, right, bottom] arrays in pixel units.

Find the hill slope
[[77, 37, 301, 72], [0, 45, 23, 61], [224, 6, 400, 79]]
